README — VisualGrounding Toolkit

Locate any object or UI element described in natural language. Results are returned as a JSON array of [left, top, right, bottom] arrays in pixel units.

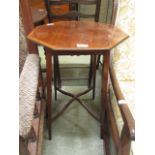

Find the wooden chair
[[19, 1, 45, 154], [103, 62, 135, 155], [44, 0, 101, 100], [19, 16, 45, 155], [96, 0, 119, 69]]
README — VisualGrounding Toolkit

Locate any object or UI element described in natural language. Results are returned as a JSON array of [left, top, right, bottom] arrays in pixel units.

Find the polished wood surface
[[45, 48, 53, 140], [28, 20, 129, 143], [28, 21, 128, 52], [44, 0, 100, 102], [100, 51, 110, 138]]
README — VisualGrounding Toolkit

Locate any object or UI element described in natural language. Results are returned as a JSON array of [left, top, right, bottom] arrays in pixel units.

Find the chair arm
[[19, 54, 39, 138], [109, 63, 135, 140]]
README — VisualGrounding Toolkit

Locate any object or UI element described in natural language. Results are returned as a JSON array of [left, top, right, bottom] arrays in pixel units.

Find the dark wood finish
[[103, 111, 111, 155], [45, 0, 101, 100], [107, 96, 120, 151], [48, 0, 98, 5], [37, 99, 46, 155], [50, 4, 69, 15], [28, 20, 128, 141], [100, 51, 110, 139], [53, 55, 61, 100], [118, 126, 131, 155], [44, 0, 70, 99], [20, 0, 38, 53], [92, 55, 97, 99], [45, 0, 101, 22], [96, 54, 101, 69], [45, 47, 52, 140], [109, 64, 135, 140], [88, 56, 93, 88], [95, 0, 101, 22], [53, 55, 58, 100], [27, 1, 47, 90], [28, 21, 128, 52], [52, 87, 100, 122], [44, 0, 70, 22], [102, 62, 135, 155]]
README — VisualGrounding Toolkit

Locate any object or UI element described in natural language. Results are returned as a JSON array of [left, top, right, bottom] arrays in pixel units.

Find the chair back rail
[[44, 0, 101, 22], [49, 11, 96, 19]]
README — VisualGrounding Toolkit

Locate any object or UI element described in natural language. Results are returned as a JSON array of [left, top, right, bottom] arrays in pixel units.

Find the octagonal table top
[[28, 20, 128, 53]]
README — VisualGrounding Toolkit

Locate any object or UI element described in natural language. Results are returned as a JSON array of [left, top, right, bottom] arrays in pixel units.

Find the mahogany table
[[28, 20, 128, 140]]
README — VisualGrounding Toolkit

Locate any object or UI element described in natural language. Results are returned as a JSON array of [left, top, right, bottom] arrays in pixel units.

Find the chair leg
[[92, 55, 97, 100], [88, 56, 93, 88], [54, 56, 62, 100], [54, 56, 58, 100], [96, 55, 101, 69], [56, 56, 61, 88]]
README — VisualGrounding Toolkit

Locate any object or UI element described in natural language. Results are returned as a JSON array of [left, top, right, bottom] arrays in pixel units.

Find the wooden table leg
[[100, 51, 110, 139], [45, 48, 52, 140], [92, 55, 97, 99]]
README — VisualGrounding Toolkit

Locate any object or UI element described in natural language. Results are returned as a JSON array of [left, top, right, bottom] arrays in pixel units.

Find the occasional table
[[28, 20, 128, 140]]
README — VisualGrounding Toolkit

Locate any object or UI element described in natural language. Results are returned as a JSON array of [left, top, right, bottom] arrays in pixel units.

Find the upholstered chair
[[19, 13, 44, 155]]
